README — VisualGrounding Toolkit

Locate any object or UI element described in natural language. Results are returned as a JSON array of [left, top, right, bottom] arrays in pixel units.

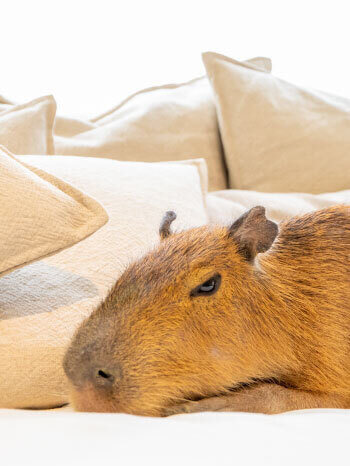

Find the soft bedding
[[0, 155, 207, 409], [1, 50, 350, 466], [53, 55, 270, 192], [0, 57, 271, 192], [0, 407, 349, 466]]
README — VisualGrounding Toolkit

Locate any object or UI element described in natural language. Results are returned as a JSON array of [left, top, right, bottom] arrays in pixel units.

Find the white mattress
[[1, 407, 349, 465]]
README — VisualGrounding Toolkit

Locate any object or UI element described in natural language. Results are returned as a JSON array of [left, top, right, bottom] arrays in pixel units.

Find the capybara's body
[[64, 205, 350, 416]]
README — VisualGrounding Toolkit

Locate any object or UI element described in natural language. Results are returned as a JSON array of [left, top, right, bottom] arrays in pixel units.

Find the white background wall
[[2, 0, 350, 118]]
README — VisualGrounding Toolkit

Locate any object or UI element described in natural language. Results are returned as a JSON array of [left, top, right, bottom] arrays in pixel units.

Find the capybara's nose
[[94, 368, 115, 386], [88, 363, 123, 389], [64, 354, 122, 390]]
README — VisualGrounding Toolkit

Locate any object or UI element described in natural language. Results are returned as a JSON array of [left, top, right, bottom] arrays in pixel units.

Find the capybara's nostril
[[96, 369, 114, 384]]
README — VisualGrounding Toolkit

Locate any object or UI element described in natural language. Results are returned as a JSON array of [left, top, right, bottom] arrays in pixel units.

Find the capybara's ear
[[159, 211, 177, 240], [228, 206, 278, 261]]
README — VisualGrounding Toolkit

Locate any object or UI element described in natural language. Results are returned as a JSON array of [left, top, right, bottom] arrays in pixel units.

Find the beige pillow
[[0, 155, 208, 409], [0, 146, 108, 278], [0, 95, 14, 104], [54, 56, 271, 192], [203, 51, 350, 193], [0, 104, 11, 112], [207, 189, 350, 226], [0, 95, 56, 155], [0, 95, 13, 112]]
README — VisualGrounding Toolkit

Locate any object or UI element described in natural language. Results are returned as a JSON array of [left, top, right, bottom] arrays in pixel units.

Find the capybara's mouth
[[177, 382, 250, 405], [163, 386, 236, 416], [164, 377, 288, 416]]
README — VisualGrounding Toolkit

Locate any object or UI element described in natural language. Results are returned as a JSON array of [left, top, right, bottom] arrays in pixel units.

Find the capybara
[[63, 205, 350, 416]]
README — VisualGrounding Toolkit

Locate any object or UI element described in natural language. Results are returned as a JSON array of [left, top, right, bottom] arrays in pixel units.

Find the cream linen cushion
[[0, 155, 208, 409], [54, 56, 271, 192], [0, 146, 108, 278], [203, 51, 350, 193], [0, 96, 56, 154], [0, 95, 14, 112], [207, 189, 350, 225], [0, 104, 11, 112]]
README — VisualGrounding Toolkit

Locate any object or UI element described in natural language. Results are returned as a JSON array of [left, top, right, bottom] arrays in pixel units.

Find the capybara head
[[63, 207, 279, 416]]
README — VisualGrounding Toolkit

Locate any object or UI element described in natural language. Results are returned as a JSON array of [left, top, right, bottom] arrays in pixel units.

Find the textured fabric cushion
[[0, 155, 208, 409], [203, 51, 350, 193], [0, 146, 108, 278], [53, 56, 271, 192], [207, 188, 350, 225], [0, 95, 14, 112], [0, 96, 56, 154], [0, 95, 14, 105], [0, 103, 11, 111]]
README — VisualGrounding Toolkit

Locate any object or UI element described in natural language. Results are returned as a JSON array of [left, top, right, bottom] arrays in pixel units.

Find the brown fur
[[64, 205, 350, 416]]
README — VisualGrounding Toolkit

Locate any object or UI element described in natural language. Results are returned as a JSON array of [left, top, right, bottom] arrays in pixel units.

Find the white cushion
[[207, 188, 350, 225]]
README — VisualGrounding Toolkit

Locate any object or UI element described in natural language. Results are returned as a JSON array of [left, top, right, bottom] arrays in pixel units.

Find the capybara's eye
[[190, 274, 221, 297]]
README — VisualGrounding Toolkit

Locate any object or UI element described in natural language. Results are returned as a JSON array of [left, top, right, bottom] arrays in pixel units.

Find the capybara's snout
[[63, 312, 128, 413]]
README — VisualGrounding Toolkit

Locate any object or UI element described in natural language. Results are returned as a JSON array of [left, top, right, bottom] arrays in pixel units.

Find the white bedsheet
[[1, 407, 349, 466]]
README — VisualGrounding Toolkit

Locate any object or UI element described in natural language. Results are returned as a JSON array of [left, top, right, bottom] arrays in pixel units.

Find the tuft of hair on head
[[159, 211, 177, 240]]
